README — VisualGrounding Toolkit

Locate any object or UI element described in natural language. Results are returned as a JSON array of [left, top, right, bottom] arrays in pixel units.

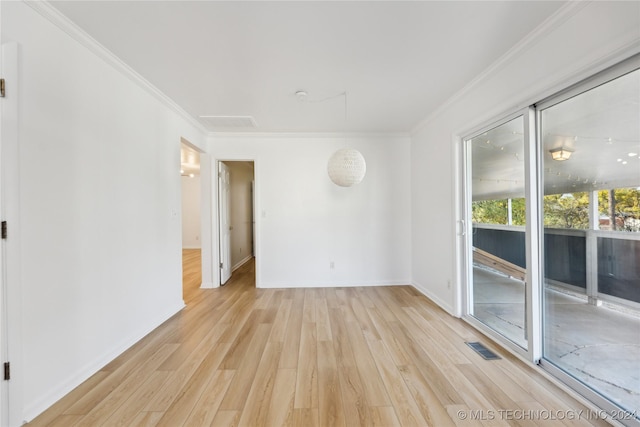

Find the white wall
[[210, 134, 412, 288], [181, 175, 201, 248], [5, 0, 637, 423], [226, 162, 254, 270], [1, 2, 206, 422], [410, 1, 640, 315]]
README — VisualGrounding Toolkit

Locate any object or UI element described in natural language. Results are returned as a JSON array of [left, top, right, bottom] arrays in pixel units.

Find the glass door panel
[[541, 68, 640, 417], [467, 115, 528, 349]]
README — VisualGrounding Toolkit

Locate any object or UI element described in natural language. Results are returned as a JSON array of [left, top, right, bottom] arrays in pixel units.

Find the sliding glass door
[[463, 56, 640, 423], [539, 66, 640, 419], [465, 114, 529, 349]]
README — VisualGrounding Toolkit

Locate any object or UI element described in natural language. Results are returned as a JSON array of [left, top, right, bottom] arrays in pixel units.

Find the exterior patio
[[473, 265, 640, 416]]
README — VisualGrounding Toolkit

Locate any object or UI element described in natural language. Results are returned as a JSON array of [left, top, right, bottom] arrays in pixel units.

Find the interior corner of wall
[[411, 280, 457, 318]]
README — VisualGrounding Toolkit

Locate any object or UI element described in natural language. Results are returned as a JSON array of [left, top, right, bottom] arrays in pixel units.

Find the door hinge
[[0, 79, 5, 97], [3, 362, 9, 381], [219, 262, 224, 269], [1, 221, 7, 239]]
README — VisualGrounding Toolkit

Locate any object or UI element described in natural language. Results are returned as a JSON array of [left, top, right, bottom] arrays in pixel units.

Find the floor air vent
[[466, 342, 501, 360]]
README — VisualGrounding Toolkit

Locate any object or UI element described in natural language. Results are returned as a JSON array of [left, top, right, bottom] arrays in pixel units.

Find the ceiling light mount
[[293, 90, 348, 119], [549, 146, 573, 161]]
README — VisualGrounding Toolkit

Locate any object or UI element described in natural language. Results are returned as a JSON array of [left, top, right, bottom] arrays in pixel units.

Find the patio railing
[[473, 224, 640, 307]]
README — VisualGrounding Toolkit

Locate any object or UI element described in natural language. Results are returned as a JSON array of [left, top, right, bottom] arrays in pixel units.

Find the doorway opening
[[218, 161, 256, 287], [180, 141, 202, 303]]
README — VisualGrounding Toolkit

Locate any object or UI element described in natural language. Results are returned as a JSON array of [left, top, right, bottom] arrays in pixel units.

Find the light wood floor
[[182, 249, 204, 304], [27, 251, 609, 427]]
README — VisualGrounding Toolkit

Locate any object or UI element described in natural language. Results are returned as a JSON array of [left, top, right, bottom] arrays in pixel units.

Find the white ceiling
[[50, 0, 566, 133]]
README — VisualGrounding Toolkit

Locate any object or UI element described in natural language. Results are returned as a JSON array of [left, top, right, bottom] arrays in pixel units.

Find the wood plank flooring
[[27, 251, 609, 426], [182, 249, 203, 304]]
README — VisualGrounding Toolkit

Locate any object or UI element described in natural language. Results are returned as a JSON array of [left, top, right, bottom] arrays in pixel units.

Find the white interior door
[[218, 162, 231, 285], [0, 39, 6, 427], [1, 40, 21, 427]]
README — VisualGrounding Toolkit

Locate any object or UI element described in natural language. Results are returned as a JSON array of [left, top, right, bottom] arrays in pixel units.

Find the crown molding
[[410, 1, 590, 136], [24, 0, 208, 136], [208, 131, 411, 140]]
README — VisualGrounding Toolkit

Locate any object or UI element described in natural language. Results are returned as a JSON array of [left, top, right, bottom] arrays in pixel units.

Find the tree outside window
[[473, 188, 640, 231]]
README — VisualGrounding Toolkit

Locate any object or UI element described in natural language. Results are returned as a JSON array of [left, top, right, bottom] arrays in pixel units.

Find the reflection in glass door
[[540, 67, 640, 418], [466, 115, 528, 349]]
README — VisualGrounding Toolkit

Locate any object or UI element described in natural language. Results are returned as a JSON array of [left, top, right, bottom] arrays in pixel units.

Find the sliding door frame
[[535, 54, 640, 426], [459, 53, 640, 426], [460, 107, 540, 363]]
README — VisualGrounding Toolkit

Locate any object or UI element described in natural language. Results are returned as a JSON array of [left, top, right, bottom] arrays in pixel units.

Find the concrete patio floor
[[472, 266, 640, 416]]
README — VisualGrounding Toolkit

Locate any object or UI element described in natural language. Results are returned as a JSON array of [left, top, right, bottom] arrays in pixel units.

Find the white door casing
[[218, 162, 231, 285], [0, 35, 6, 427], [1, 40, 23, 427]]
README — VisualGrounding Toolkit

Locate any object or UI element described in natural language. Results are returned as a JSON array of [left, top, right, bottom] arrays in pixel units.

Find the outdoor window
[[472, 198, 526, 226]]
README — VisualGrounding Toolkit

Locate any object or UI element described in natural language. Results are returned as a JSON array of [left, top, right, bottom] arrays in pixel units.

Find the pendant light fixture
[[327, 148, 366, 187]]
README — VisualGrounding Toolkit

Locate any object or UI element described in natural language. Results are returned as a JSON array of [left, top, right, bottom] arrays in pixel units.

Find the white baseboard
[[232, 255, 253, 272], [257, 279, 410, 289], [200, 281, 218, 289], [23, 300, 185, 422], [411, 280, 456, 317]]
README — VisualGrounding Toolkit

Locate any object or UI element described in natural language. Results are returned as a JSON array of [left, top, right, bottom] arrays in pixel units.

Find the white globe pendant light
[[327, 148, 366, 187]]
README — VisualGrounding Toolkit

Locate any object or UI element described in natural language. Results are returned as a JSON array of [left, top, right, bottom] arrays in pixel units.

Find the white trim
[[259, 280, 409, 289], [598, 293, 640, 314], [543, 227, 587, 237], [592, 230, 640, 241], [459, 135, 473, 320], [232, 255, 253, 273], [535, 53, 640, 111], [209, 131, 410, 140], [545, 227, 640, 241], [0, 35, 6, 427], [198, 155, 217, 289], [461, 109, 525, 144], [441, 21, 640, 143], [546, 279, 586, 295], [473, 223, 527, 233], [23, 301, 185, 423], [24, 0, 208, 136], [412, 2, 589, 135], [213, 157, 260, 288], [411, 280, 456, 318], [482, 227, 640, 243], [451, 135, 463, 318], [524, 106, 542, 363], [1, 41, 23, 427]]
